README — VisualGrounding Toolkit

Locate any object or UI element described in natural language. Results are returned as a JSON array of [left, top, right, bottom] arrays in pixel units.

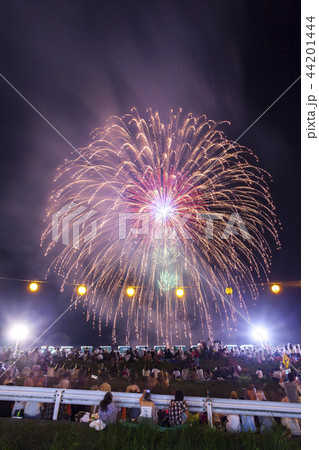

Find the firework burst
[[42, 108, 280, 346]]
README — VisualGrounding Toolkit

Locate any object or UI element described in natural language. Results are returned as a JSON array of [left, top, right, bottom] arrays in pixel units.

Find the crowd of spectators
[[0, 340, 301, 434], [0, 340, 301, 389]]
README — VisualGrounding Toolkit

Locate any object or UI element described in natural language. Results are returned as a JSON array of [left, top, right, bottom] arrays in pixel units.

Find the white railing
[[0, 385, 301, 426]]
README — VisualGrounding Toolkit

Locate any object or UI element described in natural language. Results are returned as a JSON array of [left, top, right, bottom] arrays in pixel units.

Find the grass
[[0, 419, 300, 450]]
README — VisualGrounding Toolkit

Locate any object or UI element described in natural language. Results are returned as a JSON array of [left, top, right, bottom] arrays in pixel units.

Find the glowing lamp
[[271, 284, 280, 294], [252, 326, 269, 342], [10, 324, 28, 340], [29, 282, 39, 292], [77, 285, 87, 295], [176, 288, 184, 298], [126, 287, 135, 297], [225, 287, 233, 295]]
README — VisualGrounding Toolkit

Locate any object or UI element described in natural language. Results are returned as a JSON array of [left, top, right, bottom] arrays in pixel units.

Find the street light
[[28, 282, 39, 292], [77, 285, 87, 295], [10, 324, 28, 355], [271, 284, 280, 294], [126, 287, 135, 297], [176, 288, 184, 298]]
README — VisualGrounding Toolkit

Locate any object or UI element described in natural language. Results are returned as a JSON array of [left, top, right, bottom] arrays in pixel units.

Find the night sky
[[0, 1, 300, 348]]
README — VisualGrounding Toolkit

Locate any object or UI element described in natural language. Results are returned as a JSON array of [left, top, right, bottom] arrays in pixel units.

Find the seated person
[[139, 389, 157, 423], [279, 371, 301, 403], [98, 392, 118, 424], [225, 391, 241, 432], [169, 390, 188, 427], [126, 379, 141, 420], [24, 401, 43, 419], [0, 381, 15, 417]]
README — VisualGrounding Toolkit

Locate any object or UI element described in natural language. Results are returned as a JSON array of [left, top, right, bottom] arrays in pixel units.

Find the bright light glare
[[271, 284, 280, 294], [77, 285, 87, 295], [10, 324, 28, 340], [159, 206, 170, 218], [252, 326, 268, 342], [126, 287, 135, 297], [154, 197, 174, 220], [29, 282, 39, 292], [176, 288, 184, 298]]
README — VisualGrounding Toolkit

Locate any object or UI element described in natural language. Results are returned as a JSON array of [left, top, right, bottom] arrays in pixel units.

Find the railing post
[[53, 389, 62, 421], [206, 401, 213, 427]]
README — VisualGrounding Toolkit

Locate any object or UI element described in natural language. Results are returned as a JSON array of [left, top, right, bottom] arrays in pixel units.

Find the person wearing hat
[[225, 391, 241, 432]]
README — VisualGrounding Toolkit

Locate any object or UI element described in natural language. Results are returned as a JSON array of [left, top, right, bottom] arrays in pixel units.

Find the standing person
[[169, 391, 188, 426], [98, 392, 118, 424]]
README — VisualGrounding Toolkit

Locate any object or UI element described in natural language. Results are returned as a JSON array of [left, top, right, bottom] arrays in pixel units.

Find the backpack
[[157, 409, 170, 427]]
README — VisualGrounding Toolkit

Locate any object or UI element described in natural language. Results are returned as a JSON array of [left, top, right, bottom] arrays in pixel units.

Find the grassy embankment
[[0, 419, 301, 450]]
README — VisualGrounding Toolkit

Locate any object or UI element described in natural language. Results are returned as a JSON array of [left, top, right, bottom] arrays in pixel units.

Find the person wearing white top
[[172, 369, 181, 379], [196, 367, 204, 380], [152, 367, 160, 379], [256, 368, 263, 379], [24, 401, 43, 418], [225, 391, 241, 432], [142, 367, 150, 377]]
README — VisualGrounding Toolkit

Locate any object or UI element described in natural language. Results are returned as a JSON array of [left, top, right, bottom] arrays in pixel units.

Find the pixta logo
[[118, 212, 250, 241], [52, 203, 97, 249]]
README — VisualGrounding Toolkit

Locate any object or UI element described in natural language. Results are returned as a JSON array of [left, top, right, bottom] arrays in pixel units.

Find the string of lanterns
[[0, 276, 300, 298]]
